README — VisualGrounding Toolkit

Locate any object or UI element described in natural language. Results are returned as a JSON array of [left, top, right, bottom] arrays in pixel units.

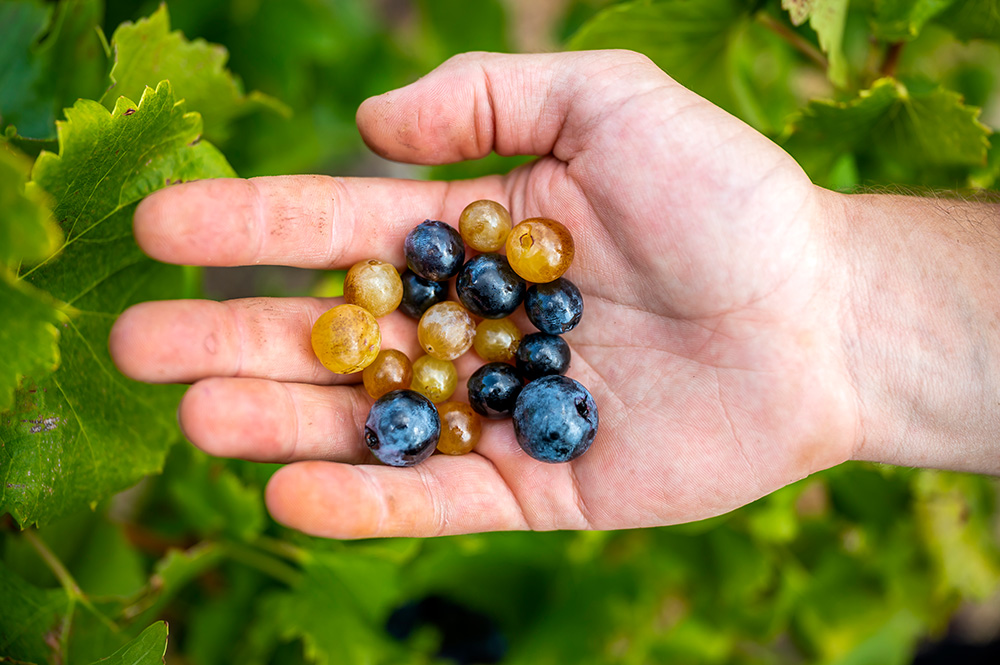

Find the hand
[[111, 50, 864, 538]]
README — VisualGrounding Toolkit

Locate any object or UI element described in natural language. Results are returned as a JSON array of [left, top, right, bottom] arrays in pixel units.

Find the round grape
[[459, 199, 511, 252], [467, 362, 522, 419], [436, 401, 482, 455], [365, 390, 440, 467], [515, 333, 570, 381], [456, 253, 526, 319], [524, 277, 583, 334], [418, 301, 476, 361], [410, 355, 458, 403], [343, 259, 403, 318], [399, 270, 448, 320], [473, 317, 522, 363], [513, 376, 598, 463], [405, 220, 465, 282], [311, 304, 381, 374], [363, 349, 413, 400], [505, 217, 575, 283]]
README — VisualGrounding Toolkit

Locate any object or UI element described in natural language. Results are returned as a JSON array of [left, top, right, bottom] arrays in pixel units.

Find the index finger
[[134, 175, 507, 268]]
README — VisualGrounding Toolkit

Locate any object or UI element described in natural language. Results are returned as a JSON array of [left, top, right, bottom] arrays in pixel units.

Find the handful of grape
[[310, 200, 598, 467]]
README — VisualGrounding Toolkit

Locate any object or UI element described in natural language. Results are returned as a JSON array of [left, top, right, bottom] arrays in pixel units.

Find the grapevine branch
[[756, 11, 829, 71]]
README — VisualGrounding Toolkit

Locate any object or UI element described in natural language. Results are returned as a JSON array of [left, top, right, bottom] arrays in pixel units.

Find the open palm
[[111, 51, 858, 538]]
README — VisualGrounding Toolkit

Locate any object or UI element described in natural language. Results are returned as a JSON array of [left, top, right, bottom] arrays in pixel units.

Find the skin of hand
[[109, 50, 1000, 539]]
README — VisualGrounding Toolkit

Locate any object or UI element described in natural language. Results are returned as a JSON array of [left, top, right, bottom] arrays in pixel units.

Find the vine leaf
[[934, 0, 1000, 41], [260, 550, 404, 664], [783, 77, 991, 185], [871, 0, 957, 41], [0, 559, 72, 663], [85, 621, 168, 665], [0, 0, 107, 140], [0, 81, 236, 528], [102, 4, 289, 143], [781, 0, 849, 86], [0, 146, 66, 411], [566, 0, 754, 122]]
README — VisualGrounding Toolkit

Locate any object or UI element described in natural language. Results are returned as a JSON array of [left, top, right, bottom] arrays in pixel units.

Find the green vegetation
[[2, 0, 998, 663]]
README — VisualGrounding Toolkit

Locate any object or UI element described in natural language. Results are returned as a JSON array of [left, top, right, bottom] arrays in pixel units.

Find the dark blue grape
[[364, 390, 440, 467], [467, 362, 522, 419], [513, 375, 598, 463], [399, 270, 448, 319], [456, 253, 526, 319], [524, 277, 583, 334], [515, 332, 570, 381], [404, 220, 465, 281]]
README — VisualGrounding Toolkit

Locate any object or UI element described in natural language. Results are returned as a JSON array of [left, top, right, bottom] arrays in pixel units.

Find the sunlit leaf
[[782, 0, 850, 86], [0, 81, 235, 527]]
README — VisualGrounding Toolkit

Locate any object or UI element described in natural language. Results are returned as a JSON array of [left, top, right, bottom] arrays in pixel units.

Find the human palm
[[112, 50, 857, 538]]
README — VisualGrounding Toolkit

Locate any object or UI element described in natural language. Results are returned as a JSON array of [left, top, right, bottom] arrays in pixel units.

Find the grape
[[363, 349, 413, 399], [436, 401, 482, 455], [473, 317, 522, 363], [524, 277, 583, 334], [311, 304, 381, 374], [405, 220, 465, 281], [514, 333, 570, 381], [467, 362, 522, 419], [364, 390, 440, 467], [343, 259, 403, 318], [456, 253, 526, 319], [512, 376, 597, 463], [399, 270, 448, 320], [418, 301, 476, 361], [459, 199, 511, 252], [411, 355, 458, 403], [505, 217, 575, 283]]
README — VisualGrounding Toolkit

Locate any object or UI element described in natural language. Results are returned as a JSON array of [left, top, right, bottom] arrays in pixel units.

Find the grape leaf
[[102, 4, 288, 143], [871, 0, 957, 41], [263, 549, 405, 665], [0, 0, 107, 140], [934, 0, 1000, 41], [783, 77, 991, 185], [0, 558, 72, 663], [0, 145, 66, 412], [0, 144, 62, 266], [85, 622, 167, 665], [0, 276, 65, 415], [0, 81, 236, 527], [565, 0, 754, 121], [781, 0, 850, 86]]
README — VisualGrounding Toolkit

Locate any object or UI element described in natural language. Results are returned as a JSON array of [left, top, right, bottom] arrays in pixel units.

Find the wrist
[[825, 189, 1000, 473]]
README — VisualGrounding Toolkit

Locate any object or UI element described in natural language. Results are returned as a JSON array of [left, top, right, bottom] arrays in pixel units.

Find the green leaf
[[162, 444, 265, 542], [934, 0, 1000, 41], [0, 558, 72, 663], [566, 0, 754, 121], [87, 622, 167, 665], [0, 137, 62, 266], [781, 0, 850, 86], [0, 0, 107, 140], [913, 472, 1000, 598], [784, 77, 991, 185], [0, 81, 236, 527], [102, 5, 288, 143], [871, 0, 957, 41], [0, 272, 65, 414], [264, 549, 405, 665]]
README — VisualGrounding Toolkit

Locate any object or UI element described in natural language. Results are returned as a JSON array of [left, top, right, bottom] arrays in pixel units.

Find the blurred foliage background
[[2, 0, 1000, 664]]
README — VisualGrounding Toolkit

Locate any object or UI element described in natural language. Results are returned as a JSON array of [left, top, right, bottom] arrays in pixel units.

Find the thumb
[[355, 50, 667, 166]]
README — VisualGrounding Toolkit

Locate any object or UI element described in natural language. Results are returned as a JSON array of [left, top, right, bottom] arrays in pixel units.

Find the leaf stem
[[22, 529, 84, 599], [881, 42, 905, 78], [756, 11, 829, 71], [220, 540, 303, 587], [22, 529, 122, 633]]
